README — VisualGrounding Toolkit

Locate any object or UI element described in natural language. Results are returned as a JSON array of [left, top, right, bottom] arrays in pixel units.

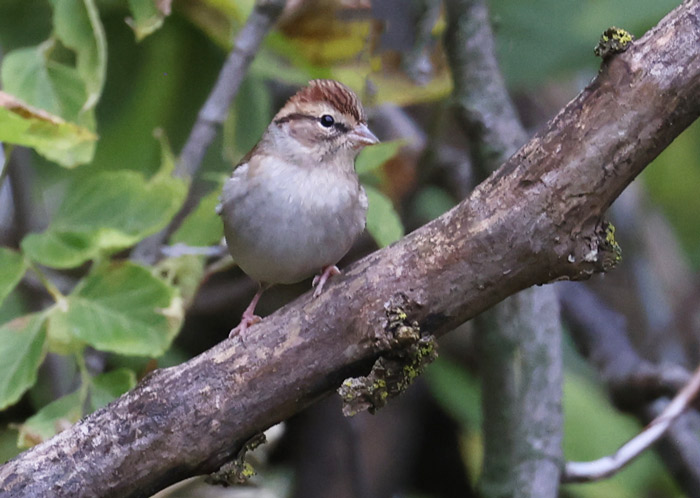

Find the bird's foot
[[229, 287, 265, 338], [312, 265, 341, 297], [229, 312, 262, 338]]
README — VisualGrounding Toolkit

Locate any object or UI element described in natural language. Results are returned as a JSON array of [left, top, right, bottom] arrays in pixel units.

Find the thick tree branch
[[1, 0, 699, 496]]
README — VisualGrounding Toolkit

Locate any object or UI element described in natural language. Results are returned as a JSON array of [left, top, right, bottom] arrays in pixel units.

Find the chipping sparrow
[[218, 79, 379, 336]]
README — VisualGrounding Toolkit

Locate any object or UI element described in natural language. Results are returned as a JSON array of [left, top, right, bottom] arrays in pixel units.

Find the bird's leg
[[229, 285, 266, 337], [312, 265, 341, 297]]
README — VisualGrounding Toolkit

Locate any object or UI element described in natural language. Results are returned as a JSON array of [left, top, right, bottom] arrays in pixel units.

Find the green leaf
[[21, 230, 99, 270], [170, 188, 224, 246], [17, 388, 81, 448], [425, 358, 482, 428], [364, 185, 404, 248], [0, 288, 29, 327], [0, 426, 22, 464], [1, 46, 96, 166], [0, 91, 98, 168], [126, 0, 170, 41], [153, 127, 177, 178], [89, 368, 136, 410], [0, 313, 47, 410], [52, 0, 107, 111], [412, 186, 456, 224], [49, 171, 187, 235], [157, 254, 206, 306], [21, 170, 187, 268], [47, 262, 182, 356], [0, 0, 105, 166], [1, 44, 86, 123], [0, 247, 27, 308], [355, 140, 404, 177]]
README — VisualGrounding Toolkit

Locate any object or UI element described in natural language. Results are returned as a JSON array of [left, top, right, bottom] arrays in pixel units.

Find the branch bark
[[1, 0, 699, 496]]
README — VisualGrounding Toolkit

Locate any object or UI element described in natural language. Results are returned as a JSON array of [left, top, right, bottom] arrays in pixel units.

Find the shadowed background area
[[0, 0, 699, 497]]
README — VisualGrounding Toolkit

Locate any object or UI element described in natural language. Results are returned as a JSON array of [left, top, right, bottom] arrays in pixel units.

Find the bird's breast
[[221, 159, 367, 284]]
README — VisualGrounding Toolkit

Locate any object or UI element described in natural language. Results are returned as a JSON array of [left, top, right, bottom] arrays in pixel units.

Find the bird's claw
[[229, 313, 262, 338], [312, 265, 341, 297]]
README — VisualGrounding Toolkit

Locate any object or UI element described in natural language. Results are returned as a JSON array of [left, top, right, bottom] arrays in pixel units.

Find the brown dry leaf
[[0, 90, 97, 167], [0, 91, 65, 125], [279, 0, 373, 64]]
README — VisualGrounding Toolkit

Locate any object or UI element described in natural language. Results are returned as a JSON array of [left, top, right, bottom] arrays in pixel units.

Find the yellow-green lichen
[[337, 301, 438, 416], [207, 433, 266, 486], [594, 27, 634, 59], [602, 222, 622, 270]]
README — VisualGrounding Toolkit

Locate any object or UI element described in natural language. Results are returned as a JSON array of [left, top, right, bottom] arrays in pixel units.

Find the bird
[[217, 79, 379, 336]]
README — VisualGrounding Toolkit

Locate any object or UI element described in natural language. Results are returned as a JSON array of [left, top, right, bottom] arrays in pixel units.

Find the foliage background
[[0, 0, 698, 496]]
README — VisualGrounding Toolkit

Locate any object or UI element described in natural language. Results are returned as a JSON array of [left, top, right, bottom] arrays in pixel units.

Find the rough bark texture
[[1, 0, 699, 496], [477, 288, 562, 498]]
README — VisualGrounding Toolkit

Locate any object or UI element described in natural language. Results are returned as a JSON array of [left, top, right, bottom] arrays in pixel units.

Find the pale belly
[[221, 162, 367, 284]]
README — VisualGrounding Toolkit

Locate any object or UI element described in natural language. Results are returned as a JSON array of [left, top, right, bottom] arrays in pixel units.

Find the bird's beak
[[349, 123, 379, 148]]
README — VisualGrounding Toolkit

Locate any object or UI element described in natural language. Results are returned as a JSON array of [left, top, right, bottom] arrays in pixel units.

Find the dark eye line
[[333, 122, 349, 133], [274, 112, 350, 134]]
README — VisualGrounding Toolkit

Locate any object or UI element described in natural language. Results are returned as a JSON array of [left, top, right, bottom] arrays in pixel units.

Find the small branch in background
[[160, 243, 228, 259], [174, 0, 286, 180], [642, 399, 700, 493], [444, 0, 525, 176], [402, 0, 442, 84], [563, 363, 700, 483], [7, 147, 44, 245], [444, 1, 564, 497], [559, 282, 690, 405], [132, 0, 286, 264], [610, 184, 697, 366], [0, 143, 11, 190], [0, 143, 11, 245], [559, 280, 700, 493]]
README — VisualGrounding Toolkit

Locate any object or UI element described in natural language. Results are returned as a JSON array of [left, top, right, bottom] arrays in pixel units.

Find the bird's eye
[[320, 114, 335, 127]]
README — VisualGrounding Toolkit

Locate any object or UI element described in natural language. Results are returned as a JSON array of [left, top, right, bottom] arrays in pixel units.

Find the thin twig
[[0, 143, 12, 190], [559, 280, 700, 491], [563, 363, 700, 482], [175, 0, 286, 179]]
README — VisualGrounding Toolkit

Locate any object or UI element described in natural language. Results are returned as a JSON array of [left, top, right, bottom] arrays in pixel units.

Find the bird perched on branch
[[218, 79, 379, 336]]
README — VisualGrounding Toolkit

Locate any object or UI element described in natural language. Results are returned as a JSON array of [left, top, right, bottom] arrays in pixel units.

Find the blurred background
[[0, 0, 698, 497]]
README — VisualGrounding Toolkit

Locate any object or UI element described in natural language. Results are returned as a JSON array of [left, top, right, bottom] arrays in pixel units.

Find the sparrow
[[218, 79, 379, 336]]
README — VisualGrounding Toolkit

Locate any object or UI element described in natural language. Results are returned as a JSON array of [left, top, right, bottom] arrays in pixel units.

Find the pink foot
[[229, 313, 261, 338], [229, 287, 265, 338], [312, 265, 341, 297]]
